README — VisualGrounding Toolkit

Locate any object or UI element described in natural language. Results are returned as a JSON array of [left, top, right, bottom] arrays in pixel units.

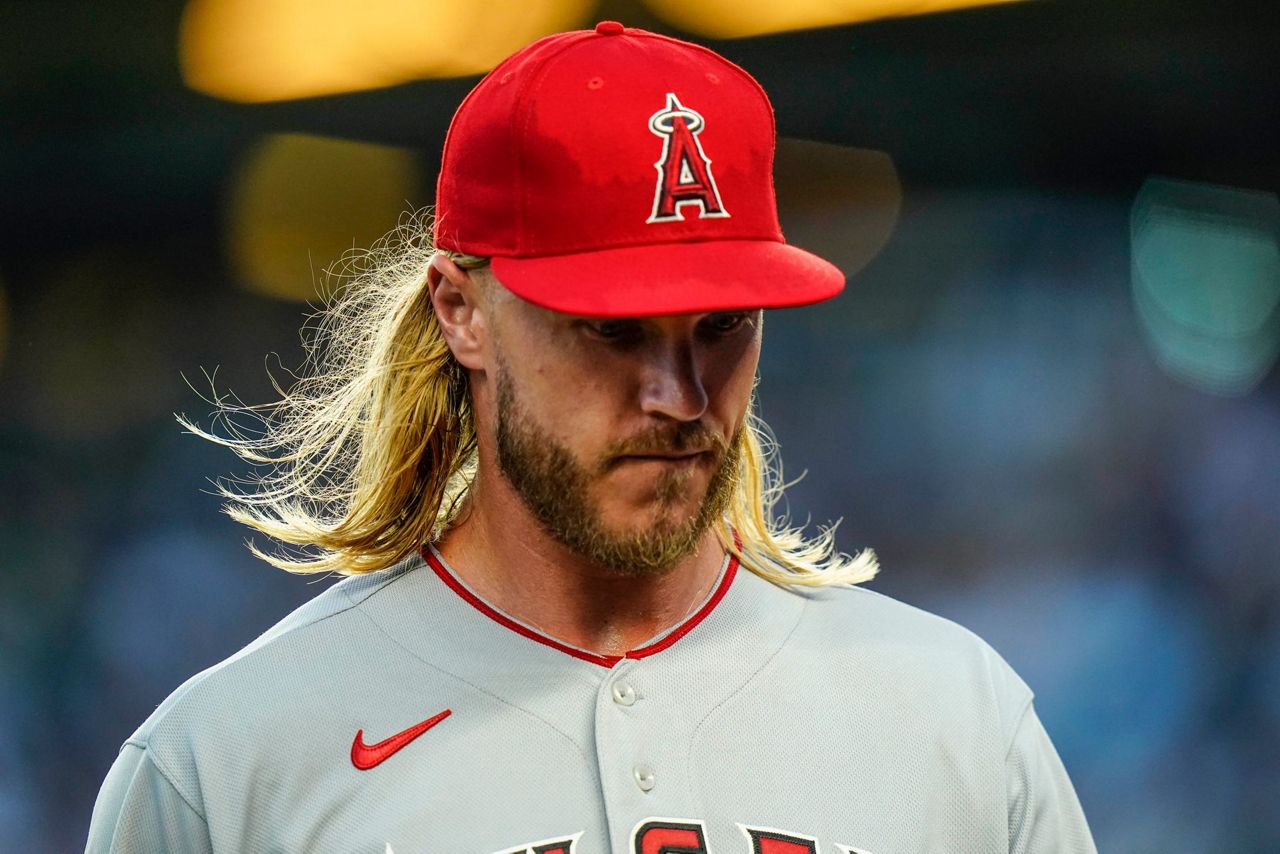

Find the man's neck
[[433, 471, 727, 657]]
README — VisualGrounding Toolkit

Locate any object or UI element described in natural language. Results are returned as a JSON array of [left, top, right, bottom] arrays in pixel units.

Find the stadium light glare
[[179, 0, 594, 102], [774, 139, 900, 290], [1131, 177, 1280, 396], [227, 134, 421, 301], [642, 0, 1025, 39]]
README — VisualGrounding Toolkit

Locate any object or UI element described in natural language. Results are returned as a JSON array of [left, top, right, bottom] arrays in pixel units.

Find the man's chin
[[593, 501, 705, 540], [562, 504, 710, 575]]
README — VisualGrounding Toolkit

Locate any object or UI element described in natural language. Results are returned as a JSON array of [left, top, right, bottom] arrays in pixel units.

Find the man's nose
[[638, 341, 709, 422]]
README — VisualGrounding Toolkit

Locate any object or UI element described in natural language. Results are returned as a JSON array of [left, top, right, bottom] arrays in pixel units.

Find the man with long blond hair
[[87, 21, 1093, 854]]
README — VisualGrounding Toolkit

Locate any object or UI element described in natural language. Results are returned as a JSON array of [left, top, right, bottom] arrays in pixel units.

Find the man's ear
[[427, 254, 486, 371]]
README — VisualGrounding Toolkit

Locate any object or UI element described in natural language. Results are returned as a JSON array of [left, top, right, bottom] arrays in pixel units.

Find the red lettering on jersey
[[632, 818, 710, 854], [501, 823, 868, 854], [741, 825, 820, 854], [497, 833, 581, 854], [647, 93, 729, 223]]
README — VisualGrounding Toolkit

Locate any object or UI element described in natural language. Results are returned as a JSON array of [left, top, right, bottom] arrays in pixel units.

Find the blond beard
[[493, 362, 739, 577]]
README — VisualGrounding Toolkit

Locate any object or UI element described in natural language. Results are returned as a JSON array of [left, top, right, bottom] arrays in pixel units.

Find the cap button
[[595, 20, 625, 36]]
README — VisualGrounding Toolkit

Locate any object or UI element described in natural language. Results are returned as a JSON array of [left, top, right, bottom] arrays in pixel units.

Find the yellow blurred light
[[774, 138, 900, 282], [227, 134, 421, 301], [643, 0, 1025, 39], [180, 0, 595, 102]]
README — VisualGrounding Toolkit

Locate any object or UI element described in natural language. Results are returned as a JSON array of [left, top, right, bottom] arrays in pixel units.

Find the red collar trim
[[420, 545, 739, 668]]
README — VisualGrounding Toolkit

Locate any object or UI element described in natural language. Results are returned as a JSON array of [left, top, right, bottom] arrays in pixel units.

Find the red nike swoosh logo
[[350, 709, 451, 770]]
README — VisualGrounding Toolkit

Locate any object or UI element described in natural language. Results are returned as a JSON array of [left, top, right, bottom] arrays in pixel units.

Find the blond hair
[[184, 211, 878, 587]]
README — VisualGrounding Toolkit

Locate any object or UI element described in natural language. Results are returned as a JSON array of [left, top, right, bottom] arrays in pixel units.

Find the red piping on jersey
[[420, 545, 739, 667]]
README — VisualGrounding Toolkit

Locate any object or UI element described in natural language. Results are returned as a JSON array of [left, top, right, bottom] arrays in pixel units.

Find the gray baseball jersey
[[87, 546, 1096, 853]]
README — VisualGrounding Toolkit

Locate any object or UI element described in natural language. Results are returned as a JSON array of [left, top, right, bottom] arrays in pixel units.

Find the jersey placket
[[593, 656, 701, 849]]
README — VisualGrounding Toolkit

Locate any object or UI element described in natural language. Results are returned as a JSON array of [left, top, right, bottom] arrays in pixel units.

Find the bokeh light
[[1131, 177, 1280, 396], [179, 0, 595, 102], [774, 139, 900, 284], [642, 0, 1024, 39], [226, 133, 421, 301]]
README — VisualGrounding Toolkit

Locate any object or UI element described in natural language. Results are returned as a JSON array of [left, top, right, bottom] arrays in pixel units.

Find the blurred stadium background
[[2, 0, 1279, 849]]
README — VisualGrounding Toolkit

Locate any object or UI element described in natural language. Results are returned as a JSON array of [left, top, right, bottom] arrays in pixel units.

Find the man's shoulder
[[800, 581, 993, 650], [125, 556, 419, 750], [777, 578, 1034, 736]]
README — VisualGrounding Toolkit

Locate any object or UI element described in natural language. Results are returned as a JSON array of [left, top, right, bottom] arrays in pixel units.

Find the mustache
[[598, 422, 730, 468]]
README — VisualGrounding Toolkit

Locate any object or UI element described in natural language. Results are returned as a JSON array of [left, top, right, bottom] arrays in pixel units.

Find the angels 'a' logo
[[646, 93, 730, 224]]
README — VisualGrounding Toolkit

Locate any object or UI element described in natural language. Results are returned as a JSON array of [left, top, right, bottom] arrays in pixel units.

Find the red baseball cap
[[434, 21, 845, 317]]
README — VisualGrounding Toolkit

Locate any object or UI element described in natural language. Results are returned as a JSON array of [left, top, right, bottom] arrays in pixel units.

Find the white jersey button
[[633, 764, 656, 792], [611, 681, 637, 706]]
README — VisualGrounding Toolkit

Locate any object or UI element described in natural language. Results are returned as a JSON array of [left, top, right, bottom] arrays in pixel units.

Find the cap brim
[[489, 239, 845, 317]]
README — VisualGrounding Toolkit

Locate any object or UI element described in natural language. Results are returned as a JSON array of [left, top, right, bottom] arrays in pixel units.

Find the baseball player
[[87, 22, 1095, 853]]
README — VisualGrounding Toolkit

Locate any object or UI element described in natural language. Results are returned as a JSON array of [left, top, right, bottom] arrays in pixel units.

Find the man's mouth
[[618, 450, 710, 463]]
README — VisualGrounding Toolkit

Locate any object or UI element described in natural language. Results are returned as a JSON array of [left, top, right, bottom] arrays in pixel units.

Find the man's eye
[[702, 312, 749, 334], [587, 319, 641, 340]]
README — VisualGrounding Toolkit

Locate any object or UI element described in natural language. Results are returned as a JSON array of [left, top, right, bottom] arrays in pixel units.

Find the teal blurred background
[[2, 0, 1278, 850]]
